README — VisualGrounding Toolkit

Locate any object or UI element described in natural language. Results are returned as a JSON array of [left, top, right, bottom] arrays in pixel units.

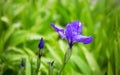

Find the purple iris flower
[[38, 38, 44, 50], [51, 20, 93, 48]]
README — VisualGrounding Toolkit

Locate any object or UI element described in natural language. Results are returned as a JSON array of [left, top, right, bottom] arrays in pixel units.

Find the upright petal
[[65, 24, 73, 43], [71, 20, 82, 35], [73, 35, 93, 44], [51, 23, 65, 38]]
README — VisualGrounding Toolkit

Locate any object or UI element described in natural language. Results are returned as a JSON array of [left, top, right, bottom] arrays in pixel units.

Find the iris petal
[[65, 24, 73, 43], [73, 35, 93, 44], [51, 23, 65, 38], [71, 20, 82, 35]]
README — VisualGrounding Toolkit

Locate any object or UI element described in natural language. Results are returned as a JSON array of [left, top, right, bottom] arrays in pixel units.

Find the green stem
[[36, 50, 42, 75], [49, 61, 54, 75], [49, 67, 52, 75], [36, 57, 41, 73], [58, 48, 72, 75], [21, 67, 24, 75], [58, 64, 65, 75]]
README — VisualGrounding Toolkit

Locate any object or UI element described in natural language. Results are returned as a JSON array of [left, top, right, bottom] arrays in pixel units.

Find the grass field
[[0, 0, 120, 75]]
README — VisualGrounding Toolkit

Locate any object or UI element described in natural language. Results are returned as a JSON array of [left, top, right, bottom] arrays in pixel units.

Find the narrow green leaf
[[107, 62, 114, 75], [25, 57, 31, 75], [46, 44, 62, 65], [81, 46, 102, 75], [71, 55, 93, 75]]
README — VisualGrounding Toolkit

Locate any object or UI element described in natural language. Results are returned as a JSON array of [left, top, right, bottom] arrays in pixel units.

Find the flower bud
[[38, 38, 44, 50]]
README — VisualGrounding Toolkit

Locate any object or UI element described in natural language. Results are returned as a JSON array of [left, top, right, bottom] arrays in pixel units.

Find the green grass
[[0, 0, 120, 75]]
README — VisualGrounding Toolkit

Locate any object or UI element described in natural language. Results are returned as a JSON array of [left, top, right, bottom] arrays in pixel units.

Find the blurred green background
[[0, 0, 120, 75]]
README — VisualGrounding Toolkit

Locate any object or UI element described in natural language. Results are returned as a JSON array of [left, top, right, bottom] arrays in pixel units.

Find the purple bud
[[51, 61, 54, 66], [38, 38, 44, 50], [21, 58, 24, 67]]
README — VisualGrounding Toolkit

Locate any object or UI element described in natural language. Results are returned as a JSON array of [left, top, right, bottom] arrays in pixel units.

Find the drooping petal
[[65, 23, 73, 43], [71, 20, 82, 35], [51, 23, 65, 38], [73, 35, 93, 44]]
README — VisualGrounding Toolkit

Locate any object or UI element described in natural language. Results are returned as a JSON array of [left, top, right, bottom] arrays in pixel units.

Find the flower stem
[[20, 58, 24, 75], [36, 57, 41, 73], [49, 61, 54, 75], [36, 50, 42, 74], [20, 66, 24, 75], [58, 48, 72, 75]]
